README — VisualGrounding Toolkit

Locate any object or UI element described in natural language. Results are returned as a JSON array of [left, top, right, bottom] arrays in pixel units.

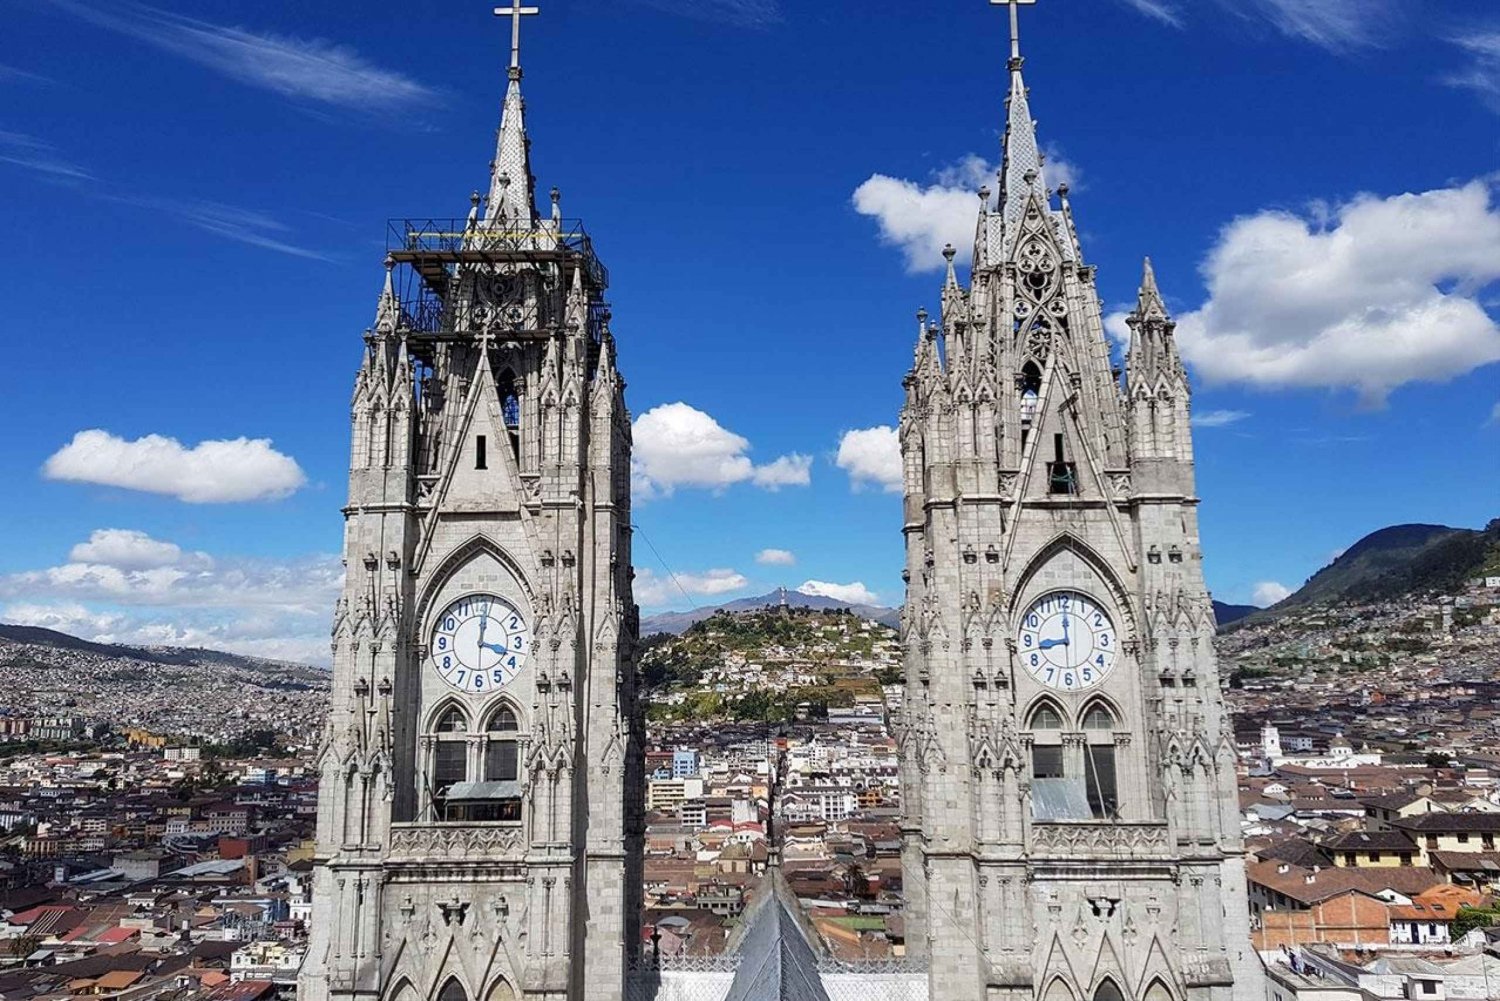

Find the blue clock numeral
[[473, 674, 485, 690], [1094, 614, 1103, 628], [492, 670, 505, 684], [1096, 654, 1105, 667], [437, 637, 447, 650], [1082, 668, 1093, 683], [1023, 633, 1032, 647], [441, 655, 451, 669], [1026, 614, 1039, 628], [444, 617, 456, 631], [1030, 653, 1039, 667], [1099, 634, 1109, 647]]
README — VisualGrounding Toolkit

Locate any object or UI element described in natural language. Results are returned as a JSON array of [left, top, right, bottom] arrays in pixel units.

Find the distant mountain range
[[1235, 518, 1500, 625], [642, 591, 1266, 635], [641, 590, 901, 636], [0, 623, 324, 680], [643, 518, 1500, 637]]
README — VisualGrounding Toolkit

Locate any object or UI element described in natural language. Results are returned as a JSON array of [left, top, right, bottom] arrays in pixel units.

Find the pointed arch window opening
[[436, 979, 467, 1001], [1028, 701, 1065, 787], [1092, 979, 1126, 1001], [497, 369, 522, 460], [1019, 361, 1041, 450], [430, 705, 471, 818], [472, 703, 523, 822]]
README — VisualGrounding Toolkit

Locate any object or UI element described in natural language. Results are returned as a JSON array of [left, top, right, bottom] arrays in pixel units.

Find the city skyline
[[3, 0, 1499, 665]]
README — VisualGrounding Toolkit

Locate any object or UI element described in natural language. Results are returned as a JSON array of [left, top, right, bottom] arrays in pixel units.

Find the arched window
[[485, 706, 520, 782], [431, 705, 470, 813], [1093, 979, 1125, 1001], [1041, 978, 1076, 1001], [497, 369, 521, 459], [436, 979, 467, 1001], [469, 704, 523, 822], [1029, 702, 1064, 731], [1028, 701, 1066, 795], [1082, 704, 1115, 730], [1081, 703, 1120, 820], [1019, 362, 1042, 447]]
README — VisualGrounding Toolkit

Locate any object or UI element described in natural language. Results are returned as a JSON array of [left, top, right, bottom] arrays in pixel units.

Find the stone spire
[[1125, 257, 1185, 389], [484, 4, 541, 228], [997, 1, 1048, 246]]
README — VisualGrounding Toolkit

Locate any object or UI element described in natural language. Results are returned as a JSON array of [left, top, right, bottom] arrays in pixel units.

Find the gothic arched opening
[[1019, 361, 1042, 447], [1092, 978, 1125, 1001], [473, 703, 523, 822], [430, 704, 470, 820], [436, 978, 467, 1001], [497, 369, 521, 459]]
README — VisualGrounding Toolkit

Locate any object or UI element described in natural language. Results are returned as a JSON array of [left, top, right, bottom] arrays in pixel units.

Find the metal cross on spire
[[494, 1, 540, 75], [990, 0, 1038, 64]]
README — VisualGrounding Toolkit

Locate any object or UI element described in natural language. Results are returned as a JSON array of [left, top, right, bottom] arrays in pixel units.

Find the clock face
[[1017, 590, 1118, 692], [429, 593, 531, 694]]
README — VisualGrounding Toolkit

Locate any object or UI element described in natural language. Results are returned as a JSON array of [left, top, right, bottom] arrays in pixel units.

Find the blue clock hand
[[1038, 637, 1069, 650], [480, 641, 510, 655]]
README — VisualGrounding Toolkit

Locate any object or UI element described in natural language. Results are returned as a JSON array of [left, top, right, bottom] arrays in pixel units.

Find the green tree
[[1452, 906, 1500, 940]]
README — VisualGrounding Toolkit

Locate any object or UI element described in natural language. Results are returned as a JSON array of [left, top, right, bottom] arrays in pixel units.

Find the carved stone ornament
[[388, 825, 524, 859]]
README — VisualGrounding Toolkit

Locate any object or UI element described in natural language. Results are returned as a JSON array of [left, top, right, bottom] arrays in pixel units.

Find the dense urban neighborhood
[[3, 540, 1500, 1000]]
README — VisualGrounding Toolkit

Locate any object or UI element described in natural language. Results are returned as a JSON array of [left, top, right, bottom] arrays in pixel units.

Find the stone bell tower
[[895, 3, 1263, 999], [300, 7, 642, 1001]]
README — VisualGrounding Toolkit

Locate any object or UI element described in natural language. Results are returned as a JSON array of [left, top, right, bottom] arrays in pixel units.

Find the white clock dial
[[1017, 589, 1118, 692], [429, 593, 531, 694]]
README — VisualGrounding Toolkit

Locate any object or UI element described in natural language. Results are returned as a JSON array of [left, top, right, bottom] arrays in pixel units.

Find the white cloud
[[1252, 581, 1293, 606], [1192, 409, 1250, 428], [853, 159, 986, 274], [756, 549, 796, 567], [69, 529, 210, 571], [853, 153, 1079, 273], [0, 129, 92, 182], [631, 403, 809, 498], [1489, 401, 1500, 426], [45, 0, 438, 114], [1165, 179, 1500, 405], [1115, 0, 1182, 27], [0, 531, 342, 666], [117, 194, 332, 261], [1228, 0, 1397, 52], [43, 429, 307, 503], [836, 426, 902, 493], [1042, 146, 1083, 195], [633, 0, 781, 29], [797, 580, 880, 606], [633, 567, 749, 608], [751, 453, 812, 490], [1447, 32, 1500, 114]]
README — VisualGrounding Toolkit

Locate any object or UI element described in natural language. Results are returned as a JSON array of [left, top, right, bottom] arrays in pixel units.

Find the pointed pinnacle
[[1142, 256, 1159, 296]]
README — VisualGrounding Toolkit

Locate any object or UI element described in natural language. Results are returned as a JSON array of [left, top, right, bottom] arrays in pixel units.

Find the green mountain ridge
[[1258, 518, 1500, 618]]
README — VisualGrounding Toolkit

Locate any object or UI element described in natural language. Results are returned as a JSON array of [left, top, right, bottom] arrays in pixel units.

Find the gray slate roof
[[723, 869, 830, 1001]]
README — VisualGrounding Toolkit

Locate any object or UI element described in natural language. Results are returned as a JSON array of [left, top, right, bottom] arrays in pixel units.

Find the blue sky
[[2, 0, 1498, 663]]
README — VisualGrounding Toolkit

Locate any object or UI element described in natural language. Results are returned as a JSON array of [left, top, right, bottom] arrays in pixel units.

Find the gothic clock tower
[[300, 8, 642, 1001], [896, 4, 1263, 999]]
